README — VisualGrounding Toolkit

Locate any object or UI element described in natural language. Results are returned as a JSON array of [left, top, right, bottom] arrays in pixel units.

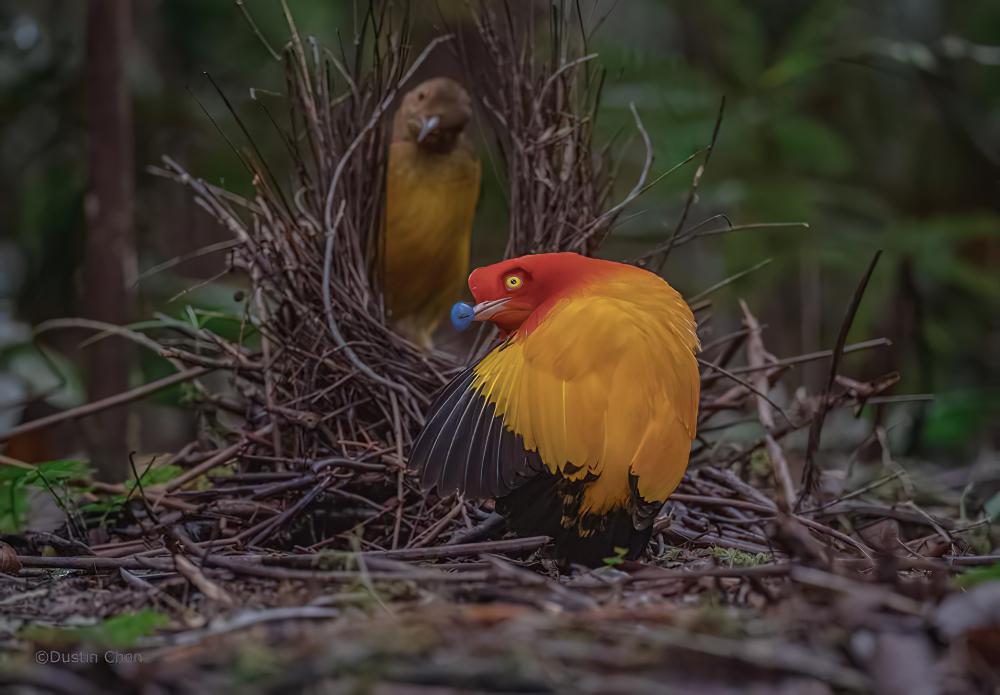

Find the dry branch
[[739, 300, 797, 510], [798, 250, 883, 507]]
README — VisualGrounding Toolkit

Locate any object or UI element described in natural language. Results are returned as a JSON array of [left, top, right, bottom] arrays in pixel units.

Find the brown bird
[[383, 77, 481, 349]]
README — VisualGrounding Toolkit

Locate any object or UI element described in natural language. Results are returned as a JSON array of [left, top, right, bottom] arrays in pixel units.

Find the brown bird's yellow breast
[[383, 141, 480, 346]]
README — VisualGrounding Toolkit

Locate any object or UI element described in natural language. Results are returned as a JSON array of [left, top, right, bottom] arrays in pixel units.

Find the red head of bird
[[467, 252, 616, 335], [392, 77, 472, 154]]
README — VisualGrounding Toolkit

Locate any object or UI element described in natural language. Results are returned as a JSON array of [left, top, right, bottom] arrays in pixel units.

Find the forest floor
[[1, 456, 998, 694], [2, 284, 997, 693]]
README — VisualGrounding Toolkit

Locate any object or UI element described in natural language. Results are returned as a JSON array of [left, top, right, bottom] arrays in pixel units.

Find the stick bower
[[30, 1, 927, 559], [144, 3, 660, 552]]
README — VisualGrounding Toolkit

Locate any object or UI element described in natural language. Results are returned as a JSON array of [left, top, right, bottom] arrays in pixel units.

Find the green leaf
[[82, 610, 170, 646], [0, 480, 30, 533], [24, 459, 90, 486], [603, 546, 629, 567], [954, 562, 1000, 589], [21, 609, 170, 647], [129, 463, 183, 489], [81, 460, 181, 519], [924, 391, 999, 447], [0, 463, 32, 483], [0, 459, 89, 532]]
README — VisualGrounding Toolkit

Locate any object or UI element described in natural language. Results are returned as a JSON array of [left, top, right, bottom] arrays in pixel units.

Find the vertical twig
[[740, 300, 797, 510], [650, 96, 726, 273], [797, 251, 883, 508]]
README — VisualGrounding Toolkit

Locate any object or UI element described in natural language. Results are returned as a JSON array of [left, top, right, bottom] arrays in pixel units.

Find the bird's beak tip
[[472, 297, 512, 322], [417, 115, 441, 143]]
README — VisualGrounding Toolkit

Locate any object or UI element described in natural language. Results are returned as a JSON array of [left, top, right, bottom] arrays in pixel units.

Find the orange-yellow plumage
[[409, 252, 700, 565], [383, 77, 480, 348], [469, 267, 699, 518]]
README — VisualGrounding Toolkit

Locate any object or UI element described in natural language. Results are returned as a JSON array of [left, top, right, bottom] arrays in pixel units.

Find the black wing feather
[[408, 358, 544, 500], [463, 388, 496, 499], [438, 385, 484, 493], [411, 367, 477, 490]]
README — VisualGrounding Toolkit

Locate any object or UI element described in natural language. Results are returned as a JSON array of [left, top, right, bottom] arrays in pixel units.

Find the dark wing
[[408, 360, 543, 499]]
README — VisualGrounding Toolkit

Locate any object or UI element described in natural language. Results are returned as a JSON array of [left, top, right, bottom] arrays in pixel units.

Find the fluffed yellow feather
[[469, 267, 699, 518]]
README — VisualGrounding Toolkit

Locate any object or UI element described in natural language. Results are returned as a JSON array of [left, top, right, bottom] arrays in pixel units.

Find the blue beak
[[450, 302, 475, 332]]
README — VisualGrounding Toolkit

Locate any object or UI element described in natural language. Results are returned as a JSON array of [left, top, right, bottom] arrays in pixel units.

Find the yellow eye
[[504, 275, 523, 291]]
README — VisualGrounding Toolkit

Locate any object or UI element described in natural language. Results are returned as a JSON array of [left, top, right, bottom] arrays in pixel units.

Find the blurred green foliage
[[954, 561, 1000, 589], [592, 0, 1000, 460], [0, 459, 89, 532], [79, 461, 182, 520], [20, 608, 169, 647], [0, 0, 997, 462], [709, 547, 770, 568]]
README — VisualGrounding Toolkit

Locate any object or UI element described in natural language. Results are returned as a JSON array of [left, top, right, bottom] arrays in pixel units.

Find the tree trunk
[[83, 0, 134, 481]]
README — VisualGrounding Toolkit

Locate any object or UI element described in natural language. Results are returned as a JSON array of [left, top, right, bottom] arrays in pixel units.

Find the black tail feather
[[497, 473, 652, 567]]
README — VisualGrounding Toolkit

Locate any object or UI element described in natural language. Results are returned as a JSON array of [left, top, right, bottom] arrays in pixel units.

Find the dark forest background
[[0, 0, 997, 480]]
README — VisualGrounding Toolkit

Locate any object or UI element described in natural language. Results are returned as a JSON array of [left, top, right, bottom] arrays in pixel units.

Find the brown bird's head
[[392, 77, 472, 153]]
